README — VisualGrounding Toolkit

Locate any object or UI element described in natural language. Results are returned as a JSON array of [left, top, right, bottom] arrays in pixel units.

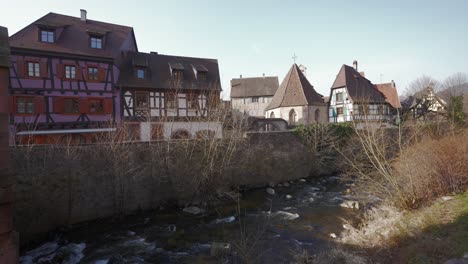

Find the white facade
[[328, 87, 393, 123], [265, 105, 328, 125], [231, 96, 273, 117], [138, 121, 222, 141]]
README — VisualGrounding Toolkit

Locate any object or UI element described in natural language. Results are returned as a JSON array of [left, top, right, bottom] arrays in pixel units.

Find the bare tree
[[441, 72, 467, 97], [405, 75, 440, 96]]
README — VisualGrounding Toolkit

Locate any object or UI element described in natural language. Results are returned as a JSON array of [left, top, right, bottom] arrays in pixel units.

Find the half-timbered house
[[117, 52, 222, 140], [328, 61, 401, 125], [8, 10, 138, 144]]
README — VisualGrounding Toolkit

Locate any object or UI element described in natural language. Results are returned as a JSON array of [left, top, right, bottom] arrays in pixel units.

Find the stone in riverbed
[[343, 224, 352, 230], [442, 196, 454, 201], [340, 201, 359, 209], [283, 182, 290, 188], [299, 178, 306, 183], [268, 182, 275, 188], [329, 233, 337, 238], [210, 242, 231, 257], [444, 259, 468, 264], [308, 198, 315, 203], [182, 206, 205, 215], [266, 188, 276, 195], [286, 195, 293, 200]]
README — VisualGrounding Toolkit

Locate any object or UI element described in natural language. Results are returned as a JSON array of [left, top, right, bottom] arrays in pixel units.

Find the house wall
[[138, 121, 222, 140], [265, 104, 328, 125], [231, 96, 273, 117], [9, 54, 120, 145], [328, 87, 394, 123]]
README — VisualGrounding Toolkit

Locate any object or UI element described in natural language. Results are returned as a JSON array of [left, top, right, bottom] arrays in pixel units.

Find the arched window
[[289, 109, 297, 125], [270, 112, 275, 118], [170, 129, 191, 140], [315, 109, 320, 123]]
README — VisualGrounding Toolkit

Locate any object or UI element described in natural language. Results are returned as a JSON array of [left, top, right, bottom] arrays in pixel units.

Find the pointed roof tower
[[266, 64, 324, 110]]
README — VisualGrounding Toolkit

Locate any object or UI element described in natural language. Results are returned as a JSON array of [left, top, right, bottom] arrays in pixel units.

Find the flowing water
[[20, 176, 364, 264]]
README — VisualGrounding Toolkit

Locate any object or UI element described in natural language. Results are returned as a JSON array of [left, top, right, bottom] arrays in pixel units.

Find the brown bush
[[393, 131, 468, 208]]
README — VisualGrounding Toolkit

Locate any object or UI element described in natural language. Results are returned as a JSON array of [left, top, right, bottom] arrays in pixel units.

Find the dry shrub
[[393, 131, 468, 208], [292, 248, 369, 264]]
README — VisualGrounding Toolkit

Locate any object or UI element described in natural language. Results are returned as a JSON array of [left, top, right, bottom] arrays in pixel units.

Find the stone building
[[265, 64, 327, 125], [230, 75, 279, 117]]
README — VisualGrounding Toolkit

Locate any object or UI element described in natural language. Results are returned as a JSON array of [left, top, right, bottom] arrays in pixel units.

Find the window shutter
[[39, 61, 48, 78], [98, 68, 106, 82], [78, 98, 88, 114], [76, 66, 83, 80], [56, 64, 65, 79], [53, 97, 64, 113], [9, 96, 15, 114], [34, 97, 46, 114], [16, 60, 25, 78], [103, 98, 113, 114]]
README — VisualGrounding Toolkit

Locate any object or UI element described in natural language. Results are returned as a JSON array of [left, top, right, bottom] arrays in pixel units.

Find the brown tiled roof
[[330, 64, 386, 104], [9, 12, 137, 59], [117, 52, 221, 91], [265, 64, 324, 110], [230, 76, 279, 98], [375, 82, 401, 108]]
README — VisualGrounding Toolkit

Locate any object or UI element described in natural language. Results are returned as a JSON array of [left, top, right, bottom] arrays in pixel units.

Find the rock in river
[[182, 206, 205, 215], [210, 242, 231, 257], [286, 195, 293, 200], [266, 188, 276, 195]]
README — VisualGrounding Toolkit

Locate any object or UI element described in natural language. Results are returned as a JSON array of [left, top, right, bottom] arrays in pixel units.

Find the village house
[[117, 51, 222, 140], [230, 75, 279, 118], [328, 61, 401, 125], [405, 86, 447, 121], [7, 10, 138, 145], [265, 63, 327, 125]]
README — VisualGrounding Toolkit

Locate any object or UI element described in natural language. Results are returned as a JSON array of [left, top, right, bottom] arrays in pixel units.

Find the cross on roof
[[292, 53, 298, 63]]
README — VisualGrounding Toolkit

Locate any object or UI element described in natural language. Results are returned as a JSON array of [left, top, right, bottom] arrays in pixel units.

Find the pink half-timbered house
[[8, 10, 137, 145]]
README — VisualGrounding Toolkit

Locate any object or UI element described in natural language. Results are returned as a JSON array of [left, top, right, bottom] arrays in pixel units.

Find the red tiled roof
[[375, 83, 402, 108], [9, 12, 137, 59]]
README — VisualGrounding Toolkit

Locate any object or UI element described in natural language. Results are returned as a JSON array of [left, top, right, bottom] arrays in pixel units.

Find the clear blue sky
[[1, 0, 467, 99]]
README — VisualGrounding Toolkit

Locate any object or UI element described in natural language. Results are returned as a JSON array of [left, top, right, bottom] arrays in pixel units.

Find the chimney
[[391, 80, 396, 88], [353, 60, 358, 71], [359, 71, 365, 77], [240, 74, 242, 79], [80, 9, 87, 22], [263, 73, 265, 78]]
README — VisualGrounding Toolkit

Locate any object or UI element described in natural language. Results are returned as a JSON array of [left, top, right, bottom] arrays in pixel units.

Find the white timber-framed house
[[328, 61, 401, 125]]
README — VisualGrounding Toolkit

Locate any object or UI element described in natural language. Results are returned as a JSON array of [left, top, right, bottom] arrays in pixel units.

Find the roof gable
[[375, 83, 401, 108], [266, 64, 324, 110], [9, 12, 137, 59]]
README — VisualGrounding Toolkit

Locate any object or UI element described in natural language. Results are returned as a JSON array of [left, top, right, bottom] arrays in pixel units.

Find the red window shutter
[[16, 60, 25, 78], [79, 98, 88, 114], [56, 64, 65, 79], [76, 66, 83, 80], [98, 68, 106, 81], [34, 97, 46, 114], [39, 61, 48, 78], [9, 96, 16, 114], [103, 98, 113, 114], [53, 97, 64, 113]]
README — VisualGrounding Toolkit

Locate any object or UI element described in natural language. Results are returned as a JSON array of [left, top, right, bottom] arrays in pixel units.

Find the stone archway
[[170, 129, 191, 140], [270, 112, 275, 118]]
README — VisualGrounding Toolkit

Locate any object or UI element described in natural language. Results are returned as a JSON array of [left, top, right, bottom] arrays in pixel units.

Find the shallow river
[[20, 176, 362, 263]]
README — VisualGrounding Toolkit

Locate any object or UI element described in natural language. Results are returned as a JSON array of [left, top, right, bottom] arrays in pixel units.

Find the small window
[[65, 65, 76, 79], [64, 98, 79, 114], [88, 99, 104, 114], [336, 92, 343, 102], [137, 68, 145, 79], [88, 67, 99, 81], [172, 69, 183, 81], [187, 94, 199, 109], [16, 97, 35, 114], [27, 62, 40, 77], [252, 97, 259, 103], [378, 105, 384, 115], [40, 29, 54, 43], [90, 36, 103, 49], [165, 93, 177, 109], [198, 71, 207, 81], [135, 91, 149, 110], [337, 107, 344, 115]]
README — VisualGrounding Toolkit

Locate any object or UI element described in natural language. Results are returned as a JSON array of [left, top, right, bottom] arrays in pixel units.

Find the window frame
[[15, 96, 35, 115], [39, 29, 55, 43], [337, 107, 344, 116], [90, 35, 103, 49], [197, 71, 207, 81], [135, 91, 149, 110], [136, 68, 146, 79], [63, 97, 80, 114], [27, 61, 40, 78], [252, 97, 259, 103], [172, 69, 184, 81], [165, 92, 178, 109], [336, 92, 344, 102], [187, 93, 199, 109], [64, 65, 77, 80], [87, 66, 99, 81], [87, 98, 105, 114]]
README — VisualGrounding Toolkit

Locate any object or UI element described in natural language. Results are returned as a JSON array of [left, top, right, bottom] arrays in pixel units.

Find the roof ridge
[[278, 64, 296, 107], [47, 12, 134, 29], [293, 63, 311, 105]]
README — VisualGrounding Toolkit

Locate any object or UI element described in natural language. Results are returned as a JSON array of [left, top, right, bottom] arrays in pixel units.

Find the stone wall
[[12, 131, 321, 244]]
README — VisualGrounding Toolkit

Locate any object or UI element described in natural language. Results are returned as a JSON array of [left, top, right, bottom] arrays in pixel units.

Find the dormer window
[[172, 69, 183, 81], [136, 68, 145, 79], [198, 71, 207, 81], [40, 29, 54, 43], [90, 36, 103, 49]]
